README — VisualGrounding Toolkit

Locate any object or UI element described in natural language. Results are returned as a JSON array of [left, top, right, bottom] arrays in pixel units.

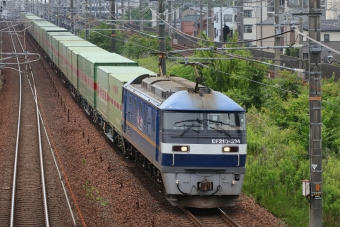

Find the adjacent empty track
[[0, 19, 75, 227]]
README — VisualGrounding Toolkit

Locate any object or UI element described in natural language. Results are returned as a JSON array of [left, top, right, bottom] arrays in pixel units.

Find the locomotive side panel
[[122, 90, 159, 164]]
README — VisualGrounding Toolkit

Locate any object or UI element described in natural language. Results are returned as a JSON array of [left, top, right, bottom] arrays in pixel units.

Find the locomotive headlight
[[223, 146, 230, 152], [173, 145, 189, 152], [222, 146, 239, 152]]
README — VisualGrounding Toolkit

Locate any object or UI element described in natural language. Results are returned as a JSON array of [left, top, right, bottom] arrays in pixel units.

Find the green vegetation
[[85, 23, 340, 227], [83, 181, 110, 206], [121, 7, 153, 28], [79, 22, 170, 59], [285, 46, 299, 58], [83, 180, 98, 200]]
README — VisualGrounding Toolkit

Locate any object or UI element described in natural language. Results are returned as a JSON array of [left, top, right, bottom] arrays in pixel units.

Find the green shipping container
[[30, 21, 46, 38], [58, 40, 96, 80], [45, 32, 74, 59], [96, 66, 156, 133], [50, 36, 83, 67], [67, 47, 109, 89], [78, 54, 138, 109], [22, 14, 44, 33], [32, 21, 55, 44], [39, 27, 68, 54]]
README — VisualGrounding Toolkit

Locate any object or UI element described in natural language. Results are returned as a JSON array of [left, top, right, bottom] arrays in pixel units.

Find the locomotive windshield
[[162, 111, 245, 135]]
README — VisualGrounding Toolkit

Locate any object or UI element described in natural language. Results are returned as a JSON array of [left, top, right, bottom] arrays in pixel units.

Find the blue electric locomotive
[[122, 75, 246, 208], [22, 12, 247, 208]]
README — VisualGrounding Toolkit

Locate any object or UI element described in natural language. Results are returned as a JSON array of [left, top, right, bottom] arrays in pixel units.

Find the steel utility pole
[[308, 0, 322, 225], [274, 0, 281, 76], [85, 0, 89, 40], [298, 0, 303, 70], [128, 0, 131, 23], [44, 0, 47, 19], [173, 3, 176, 35], [99, 0, 102, 19], [140, 0, 144, 31], [159, 0, 166, 74], [220, 6, 222, 42], [70, 0, 74, 34], [299, 15, 303, 69], [89, 0, 92, 17], [208, 0, 213, 40], [199, 0, 202, 37], [237, 0, 244, 42], [111, 0, 116, 52], [168, 0, 172, 37], [260, 0, 263, 47], [274, 0, 280, 76], [57, 0, 61, 27], [48, 0, 51, 21]]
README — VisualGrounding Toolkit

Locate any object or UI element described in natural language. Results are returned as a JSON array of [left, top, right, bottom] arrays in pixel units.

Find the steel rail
[[25, 33, 78, 226], [8, 20, 50, 227], [218, 207, 242, 227], [26, 53, 50, 227], [178, 206, 205, 227], [9, 19, 22, 227], [16, 21, 50, 227]]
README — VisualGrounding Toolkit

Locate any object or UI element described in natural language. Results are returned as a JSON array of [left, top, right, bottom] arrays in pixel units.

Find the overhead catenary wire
[[71, 4, 340, 109], [295, 29, 340, 56]]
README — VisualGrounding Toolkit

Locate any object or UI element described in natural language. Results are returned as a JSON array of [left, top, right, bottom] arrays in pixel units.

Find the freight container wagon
[[39, 26, 68, 54], [50, 35, 84, 67], [77, 54, 138, 114], [32, 21, 55, 44], [58, 40, 96, 79], [96, 66, 156, 137], [45, 32, 74, 60], [67, 46, 109, 92], [21, 14, 45, 34]]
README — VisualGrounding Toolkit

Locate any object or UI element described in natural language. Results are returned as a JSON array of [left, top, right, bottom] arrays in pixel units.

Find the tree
[[285, 46, 299, 58]]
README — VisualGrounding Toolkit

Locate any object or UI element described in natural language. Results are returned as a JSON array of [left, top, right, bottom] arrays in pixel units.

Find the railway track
[[179, 206, 241, 227], [0, 19, 75, 227], [171, 43, 194, 56], [8, 18, 49, 227]]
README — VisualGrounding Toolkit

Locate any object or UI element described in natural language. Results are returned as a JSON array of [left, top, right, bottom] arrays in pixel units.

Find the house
[[212, 1, 268, 45], [213, 7, 236, 42], [301, 19, 340, 61], [242, 0, 269, 46], [255, 16, 298, 53], [181, 15, 200, 36]]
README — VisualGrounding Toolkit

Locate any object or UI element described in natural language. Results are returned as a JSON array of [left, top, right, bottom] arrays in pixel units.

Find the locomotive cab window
[[207, 113, 245, 131], [162, 111, 245, 135]]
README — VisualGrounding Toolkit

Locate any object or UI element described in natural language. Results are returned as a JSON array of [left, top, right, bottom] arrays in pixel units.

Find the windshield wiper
[[179, 124, 200, 136], [174, 119, 202, 136], [209, 120, 231, 137]]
